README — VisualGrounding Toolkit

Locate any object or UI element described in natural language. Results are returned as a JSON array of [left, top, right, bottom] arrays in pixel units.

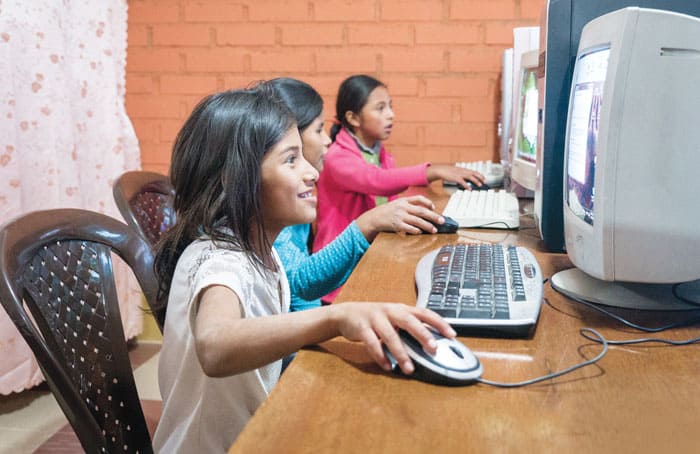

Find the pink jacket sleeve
[[323, 149, 430, 197]]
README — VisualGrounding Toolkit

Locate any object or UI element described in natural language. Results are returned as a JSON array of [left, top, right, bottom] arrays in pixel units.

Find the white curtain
[[0, 0, 142, 394]]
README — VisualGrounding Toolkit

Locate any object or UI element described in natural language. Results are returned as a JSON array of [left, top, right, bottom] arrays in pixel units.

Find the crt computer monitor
[[550, 7, 700, 310], [498, 48, 513, 166], [534, 0, 700, 253], [510, 50, 538, 193]]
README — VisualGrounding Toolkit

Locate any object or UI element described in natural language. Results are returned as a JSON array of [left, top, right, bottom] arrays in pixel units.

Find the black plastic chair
[[112, 171, 175, 250], [0, 209, 159, 453]]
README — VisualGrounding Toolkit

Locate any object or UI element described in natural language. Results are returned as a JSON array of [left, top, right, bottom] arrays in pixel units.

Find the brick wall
[[126, 0, 545, 173]]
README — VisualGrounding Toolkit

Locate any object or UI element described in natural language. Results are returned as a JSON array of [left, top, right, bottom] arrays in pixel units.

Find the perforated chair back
[[113, 171, 175, 249], [0, 209, 157, 453]]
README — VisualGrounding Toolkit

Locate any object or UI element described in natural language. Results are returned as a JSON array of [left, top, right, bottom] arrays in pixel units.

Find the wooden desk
[[231, 186, 700, 454]]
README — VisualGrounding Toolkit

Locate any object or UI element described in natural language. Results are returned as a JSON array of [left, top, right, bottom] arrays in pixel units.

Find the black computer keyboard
[[415, 243, 543, 337]]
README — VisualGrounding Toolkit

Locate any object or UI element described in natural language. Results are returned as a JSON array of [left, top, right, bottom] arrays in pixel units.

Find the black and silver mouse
[[428, 215, 459, 234], [384, 327, 482, 386], [463, 181, 491, 191]]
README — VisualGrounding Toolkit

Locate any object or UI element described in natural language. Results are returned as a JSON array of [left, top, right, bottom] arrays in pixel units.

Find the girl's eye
[[285, 154, 297, 164]]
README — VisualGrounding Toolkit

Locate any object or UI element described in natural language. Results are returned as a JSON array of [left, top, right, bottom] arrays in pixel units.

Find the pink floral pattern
[[0, 0, 142, 394]]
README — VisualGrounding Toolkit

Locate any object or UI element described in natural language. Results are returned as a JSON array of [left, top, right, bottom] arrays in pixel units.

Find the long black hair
[[269, 77, 323, 132], [153, 83, 296, 315], [330, 74, 385, 141]]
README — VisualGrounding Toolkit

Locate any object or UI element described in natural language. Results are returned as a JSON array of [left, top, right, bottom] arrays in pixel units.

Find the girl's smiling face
[[300, 115, 331, 172], [260, 126, 319, 237], [347, 85, 394, 148]]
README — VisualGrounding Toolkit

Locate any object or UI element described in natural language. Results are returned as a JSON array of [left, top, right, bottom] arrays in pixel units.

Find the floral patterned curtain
[[0, 0, 142, 394]]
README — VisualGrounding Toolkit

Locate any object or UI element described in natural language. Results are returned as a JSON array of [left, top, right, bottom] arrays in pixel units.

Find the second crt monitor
[[551, 7, 700, 310], [510, 49, 539, 193]]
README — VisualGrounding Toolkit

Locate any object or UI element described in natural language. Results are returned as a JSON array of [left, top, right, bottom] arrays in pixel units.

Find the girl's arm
[[426, 164, 487, 188], [280, 222, 369, 303], [281, 196, 442, 303], [193, 285, 455, 377], [324, 150, 429, 196]]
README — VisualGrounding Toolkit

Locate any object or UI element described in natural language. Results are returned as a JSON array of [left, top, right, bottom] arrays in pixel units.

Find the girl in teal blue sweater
[[270, 78, 444, 311]]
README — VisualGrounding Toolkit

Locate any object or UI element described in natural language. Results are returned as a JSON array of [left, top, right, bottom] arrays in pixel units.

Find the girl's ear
[[345, 110, 360, 129]]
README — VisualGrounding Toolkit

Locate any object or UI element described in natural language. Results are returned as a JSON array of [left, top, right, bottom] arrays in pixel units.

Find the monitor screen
[[534, 0, 700, 253], [565, 47, 609, 226], [510, 49, 539, 193], [515, 66, 538, 165], [552, 7, 700, 310]]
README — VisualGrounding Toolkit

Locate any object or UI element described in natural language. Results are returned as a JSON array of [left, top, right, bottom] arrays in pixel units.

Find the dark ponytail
[[332, 74, 385, 142]]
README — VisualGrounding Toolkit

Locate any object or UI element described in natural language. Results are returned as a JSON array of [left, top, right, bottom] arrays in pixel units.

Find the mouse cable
[[466, 221, 516, 229], [476, 328, 608, 388], [579, 329, 700, 347], [550, 281, 700, 333]]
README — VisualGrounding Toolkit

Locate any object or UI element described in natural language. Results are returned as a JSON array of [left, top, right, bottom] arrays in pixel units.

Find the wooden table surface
[[230, 185, 700, 454]]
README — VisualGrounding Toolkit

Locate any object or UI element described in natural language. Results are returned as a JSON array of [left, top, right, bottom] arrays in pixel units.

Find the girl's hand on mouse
[[328, 302, 456, 374], [355, 195, 443, 241], [426, 164, 486, 189]]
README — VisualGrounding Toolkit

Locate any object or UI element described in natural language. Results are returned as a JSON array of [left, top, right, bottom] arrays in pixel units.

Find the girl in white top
[[151, 83, 456, 452]]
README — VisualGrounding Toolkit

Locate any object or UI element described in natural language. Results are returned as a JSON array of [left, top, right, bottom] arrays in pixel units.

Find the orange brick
[[424, 124, 486, 147], [130, 119, 158, 143], [223, 76, 262, 90], [185, 49, 248, 72], [142, 161, 171, 175], [380, 0, 444, 21], [248, 0, 312, 21], [183, 1, 246, 22], [127, 24, 149, 47], [485, 22, 527, 45], [140, 143, 176, 168], [182, 94, 212, 117], [125, 75, 154, 94], [381, 76, 419, 96], [460, 97, 497, 122], [160, 75, 218, 94], [128, 1, 180, 24], [348, 24, 414, 45], [127, 48, 181, 72], [315, 49, 377, 73], [415, 24, 479, 44], [299, 76, 345, 97], [425, 77, 489, 97], [280, 24, 344, 46], [153, 24, 211, 46], [249, 51, 315, 72], [126, 94, 182, 119], [382, 49, 445, 72], [450, 0, 517, 20], [393, 98, 452, 123], [520, 0, 547, 20], [449, 48, 502, 73], [387, 122, 418, 145], [217, 24, 276, 46], [314, 0, 377, 21], [160, 119, 186, 142]]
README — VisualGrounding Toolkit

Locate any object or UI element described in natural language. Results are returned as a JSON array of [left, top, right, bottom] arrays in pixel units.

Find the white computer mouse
[[384, 327, 482, 386]]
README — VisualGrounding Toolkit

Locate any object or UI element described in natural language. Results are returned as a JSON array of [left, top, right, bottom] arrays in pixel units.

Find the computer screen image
[[510, 50, 539, 194], [550, 7, 700, 310], [498, 48, 514, 166], [534, 0, 700, 253]]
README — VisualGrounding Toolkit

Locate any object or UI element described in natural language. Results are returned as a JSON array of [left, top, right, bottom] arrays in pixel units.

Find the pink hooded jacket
[[313, 127, 430, 301]]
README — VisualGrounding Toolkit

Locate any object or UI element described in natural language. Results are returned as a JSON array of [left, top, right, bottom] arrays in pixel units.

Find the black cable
[[476, 328, 608, 388], [551, 282, 700, 333]]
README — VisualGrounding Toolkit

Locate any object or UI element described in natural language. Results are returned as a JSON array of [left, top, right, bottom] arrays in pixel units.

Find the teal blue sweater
[[274, 221, 369, 311]]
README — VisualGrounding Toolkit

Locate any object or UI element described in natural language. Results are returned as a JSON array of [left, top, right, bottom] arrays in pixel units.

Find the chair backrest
[[112, 171, 175, 250], [0, 209, 157, 453]]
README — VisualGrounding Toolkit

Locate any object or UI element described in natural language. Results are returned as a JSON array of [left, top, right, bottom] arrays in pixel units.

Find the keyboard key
[[415, 243, 544, 337]]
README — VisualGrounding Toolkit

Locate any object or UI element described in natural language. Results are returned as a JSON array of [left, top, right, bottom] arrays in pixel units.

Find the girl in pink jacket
[[314, 74, 486, 302]]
